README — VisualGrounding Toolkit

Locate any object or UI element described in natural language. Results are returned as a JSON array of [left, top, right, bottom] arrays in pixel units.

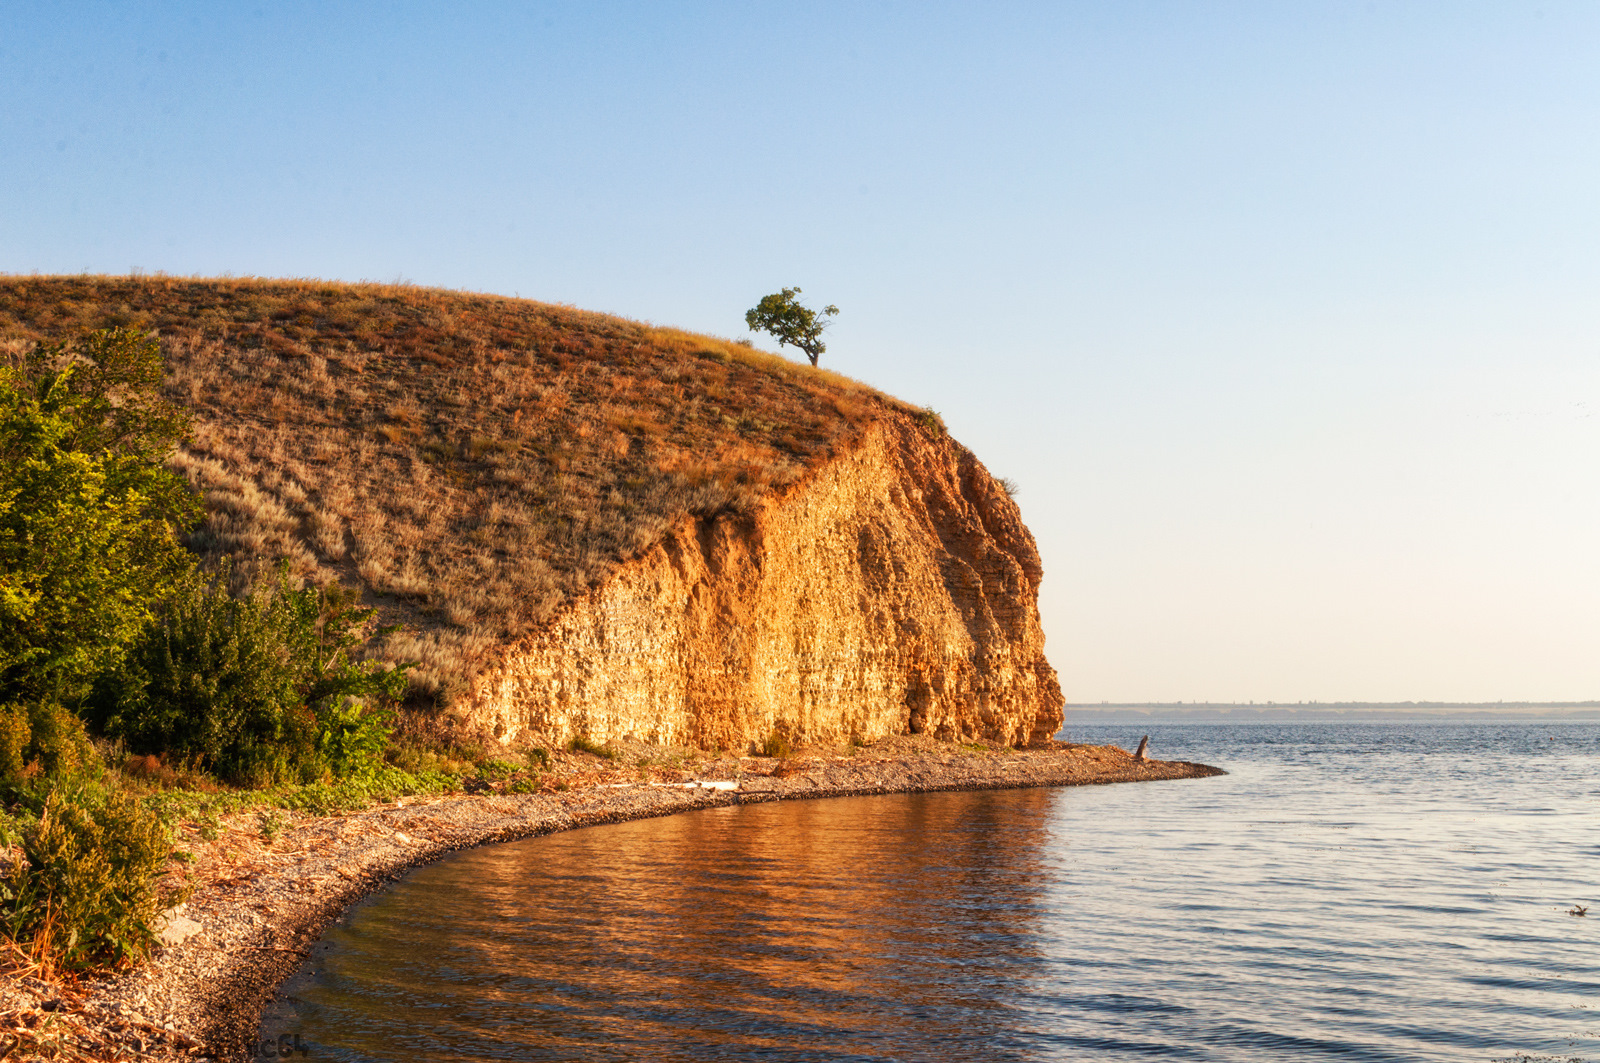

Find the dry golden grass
[[0, 275, 912, 704]]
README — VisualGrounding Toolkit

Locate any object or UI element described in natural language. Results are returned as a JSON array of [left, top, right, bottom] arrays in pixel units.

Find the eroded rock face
[[462, 415, 1063, 750]]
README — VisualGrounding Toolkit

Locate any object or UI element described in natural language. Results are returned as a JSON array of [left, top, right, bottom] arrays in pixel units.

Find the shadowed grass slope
[[0, 275, 912, 706]]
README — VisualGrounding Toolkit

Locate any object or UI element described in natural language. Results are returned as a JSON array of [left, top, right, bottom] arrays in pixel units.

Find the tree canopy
[[0, 329, 199, 707], [745, 288, 839, 367]]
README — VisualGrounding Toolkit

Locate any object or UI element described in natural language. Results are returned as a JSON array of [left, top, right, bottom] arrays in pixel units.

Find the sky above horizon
[[4, 2, 1597, 702]]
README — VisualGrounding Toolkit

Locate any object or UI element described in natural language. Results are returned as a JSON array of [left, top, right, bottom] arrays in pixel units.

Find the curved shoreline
[[63, 743, 1221, 1061]]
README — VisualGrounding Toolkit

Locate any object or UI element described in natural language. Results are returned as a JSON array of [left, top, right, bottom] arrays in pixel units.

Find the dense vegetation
[[0, 327, 439, 973], [0, 329, 196, 732]]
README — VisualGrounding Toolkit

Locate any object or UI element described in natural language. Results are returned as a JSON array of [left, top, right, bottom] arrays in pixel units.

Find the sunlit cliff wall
[[462, 414, 1064, 751]]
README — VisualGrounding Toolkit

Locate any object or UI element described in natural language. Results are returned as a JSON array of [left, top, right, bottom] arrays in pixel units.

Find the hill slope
[[0, 276, 1062, 747]]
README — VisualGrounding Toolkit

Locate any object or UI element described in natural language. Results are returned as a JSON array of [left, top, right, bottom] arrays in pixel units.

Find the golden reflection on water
[[272, 790, 1057, 1062], [269, 725, 1600, 1062]]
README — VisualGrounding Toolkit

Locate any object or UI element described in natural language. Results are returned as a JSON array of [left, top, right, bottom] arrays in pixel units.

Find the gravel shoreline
[[3, 739, 1221, 1061]]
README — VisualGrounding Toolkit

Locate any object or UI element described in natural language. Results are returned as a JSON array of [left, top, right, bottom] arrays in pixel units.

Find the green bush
[[0, 700, 99, 793], [476, 758, 522, 781], [87, 563, 410, 786], [0, 328, 198, 712], [1, 781, 180, 971], [315, 696, 392, 779], [0, 703, 25, 783], [256, 808, 287, 843], [86, 565, 312, 785]]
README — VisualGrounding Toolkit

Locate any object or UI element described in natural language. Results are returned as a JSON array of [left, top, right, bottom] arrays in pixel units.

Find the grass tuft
[[567, 735, 619, 761]]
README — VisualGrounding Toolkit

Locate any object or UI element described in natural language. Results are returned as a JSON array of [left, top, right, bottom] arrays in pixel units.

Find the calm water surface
[[263, 724, 1600, 1061]]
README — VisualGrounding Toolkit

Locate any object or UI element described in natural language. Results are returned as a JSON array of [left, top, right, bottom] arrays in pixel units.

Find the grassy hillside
[[0, 276, 912, 705]]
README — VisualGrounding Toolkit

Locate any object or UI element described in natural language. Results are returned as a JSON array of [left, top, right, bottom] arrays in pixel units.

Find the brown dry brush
[[0, 275, 908, 707], [0, 930, 180, 1061]]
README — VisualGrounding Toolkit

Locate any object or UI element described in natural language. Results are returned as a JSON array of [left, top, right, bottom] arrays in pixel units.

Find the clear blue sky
[[5, 1, 1598, 702]]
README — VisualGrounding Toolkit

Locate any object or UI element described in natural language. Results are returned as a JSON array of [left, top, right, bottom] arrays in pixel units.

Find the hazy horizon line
[[1065, 701, 1600, 720], [1070, 700, 1599, 708]]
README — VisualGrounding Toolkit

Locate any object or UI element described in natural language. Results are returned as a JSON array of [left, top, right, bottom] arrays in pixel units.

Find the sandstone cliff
[[0, 277, 1064, 752], [465, 413, 1064, 750]]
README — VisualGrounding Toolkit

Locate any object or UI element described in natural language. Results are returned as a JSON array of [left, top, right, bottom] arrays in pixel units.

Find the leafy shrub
[[0, 328, 198, 711], [0, 700, 99, 793], [1, 781, 180, 971], [315, 697, 392, 780], [256, 808, 287, 843], [476, 758, 522, 781], [0, 704, 25, 783], [87, 563, 410, 785], [760, 731, 793, 758], [86, 566, 311, 785]]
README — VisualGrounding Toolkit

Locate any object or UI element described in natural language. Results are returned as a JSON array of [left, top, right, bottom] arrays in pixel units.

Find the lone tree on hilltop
[[745, 288, 838, 367]]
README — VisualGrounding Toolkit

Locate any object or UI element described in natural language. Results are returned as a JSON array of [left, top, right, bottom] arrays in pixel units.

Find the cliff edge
[[468, 413, 1064, 750]]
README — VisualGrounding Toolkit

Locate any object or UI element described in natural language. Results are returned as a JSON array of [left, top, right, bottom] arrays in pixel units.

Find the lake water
[[262, 723, 1600, 1061]]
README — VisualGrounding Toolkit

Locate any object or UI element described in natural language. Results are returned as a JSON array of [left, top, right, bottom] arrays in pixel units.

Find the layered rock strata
[[463, 414, 1064, 750]]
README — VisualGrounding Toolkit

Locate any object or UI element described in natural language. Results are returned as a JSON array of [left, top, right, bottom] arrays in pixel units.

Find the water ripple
[[264, 723, 1600, 1062]]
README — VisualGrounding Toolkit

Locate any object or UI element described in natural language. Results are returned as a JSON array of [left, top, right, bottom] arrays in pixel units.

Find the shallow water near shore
[[263, 723, 1600, 1061]]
